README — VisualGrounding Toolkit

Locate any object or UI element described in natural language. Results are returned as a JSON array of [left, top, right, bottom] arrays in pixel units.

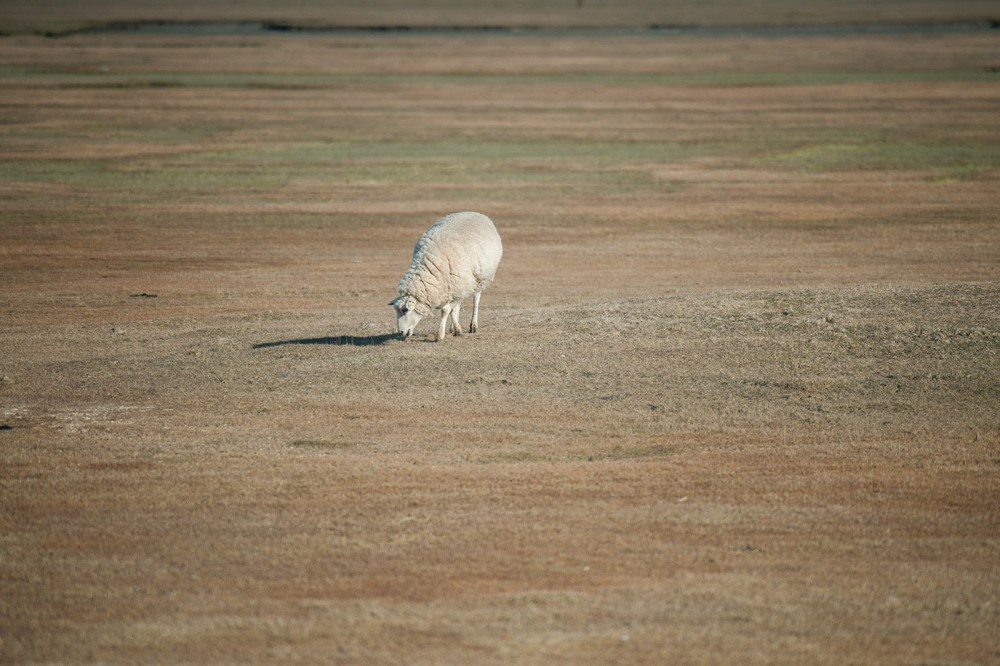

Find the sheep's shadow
[[252, 333, 399, 349]]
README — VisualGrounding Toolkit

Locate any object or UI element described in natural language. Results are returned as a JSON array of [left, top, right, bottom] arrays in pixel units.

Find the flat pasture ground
[[2, 21, 999, 664]]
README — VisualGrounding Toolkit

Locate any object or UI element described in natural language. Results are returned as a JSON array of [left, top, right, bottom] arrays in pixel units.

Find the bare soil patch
[[1, 20, 999, 665]]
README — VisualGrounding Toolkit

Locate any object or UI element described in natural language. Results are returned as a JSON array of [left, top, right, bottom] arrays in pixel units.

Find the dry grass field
[[2, 3, 999, 664]]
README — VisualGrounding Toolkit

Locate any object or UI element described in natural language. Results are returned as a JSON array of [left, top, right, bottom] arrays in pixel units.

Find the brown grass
[[1, 15, 999, 665]]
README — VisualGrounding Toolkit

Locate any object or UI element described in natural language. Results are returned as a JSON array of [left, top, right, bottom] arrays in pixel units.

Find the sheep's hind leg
[[469, 292, 482, 333], [450, 303, 463, 336]]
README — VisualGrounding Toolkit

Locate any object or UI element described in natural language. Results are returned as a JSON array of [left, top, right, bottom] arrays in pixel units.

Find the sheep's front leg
[[435, 305, 452, 342], [449, 303, 463, 336], [469, 292, 482, 333]]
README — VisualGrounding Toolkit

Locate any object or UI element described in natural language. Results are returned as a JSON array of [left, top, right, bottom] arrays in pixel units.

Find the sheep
[[389, 211, 503, 341]]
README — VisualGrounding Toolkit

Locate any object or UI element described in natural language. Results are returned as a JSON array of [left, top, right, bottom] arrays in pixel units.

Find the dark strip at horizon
[[44, 19, 999, 38]]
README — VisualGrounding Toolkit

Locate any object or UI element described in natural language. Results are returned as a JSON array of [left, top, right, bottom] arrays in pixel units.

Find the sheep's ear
[[388, 299, 397, 307]]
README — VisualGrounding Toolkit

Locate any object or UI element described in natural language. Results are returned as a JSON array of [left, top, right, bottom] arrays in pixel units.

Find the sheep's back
[[405, 212, 502, 305]]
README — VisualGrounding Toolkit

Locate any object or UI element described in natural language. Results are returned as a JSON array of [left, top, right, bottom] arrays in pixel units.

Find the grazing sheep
[[390, 211, 503, 341]]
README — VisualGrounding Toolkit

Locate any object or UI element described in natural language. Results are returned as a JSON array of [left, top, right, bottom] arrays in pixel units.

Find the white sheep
[[389, 211, 503, 341]]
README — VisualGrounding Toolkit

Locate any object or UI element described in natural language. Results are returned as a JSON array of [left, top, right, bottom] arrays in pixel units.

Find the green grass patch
[[0, 158, 296, 191], [0, 66, 368, 89], [2, 65, 996, 89], [763, 140, 1000, 175], [186, 139, 728, 164]]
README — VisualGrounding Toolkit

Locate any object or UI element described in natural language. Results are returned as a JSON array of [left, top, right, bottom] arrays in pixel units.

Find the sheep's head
[[389, 295, 424, 338]]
